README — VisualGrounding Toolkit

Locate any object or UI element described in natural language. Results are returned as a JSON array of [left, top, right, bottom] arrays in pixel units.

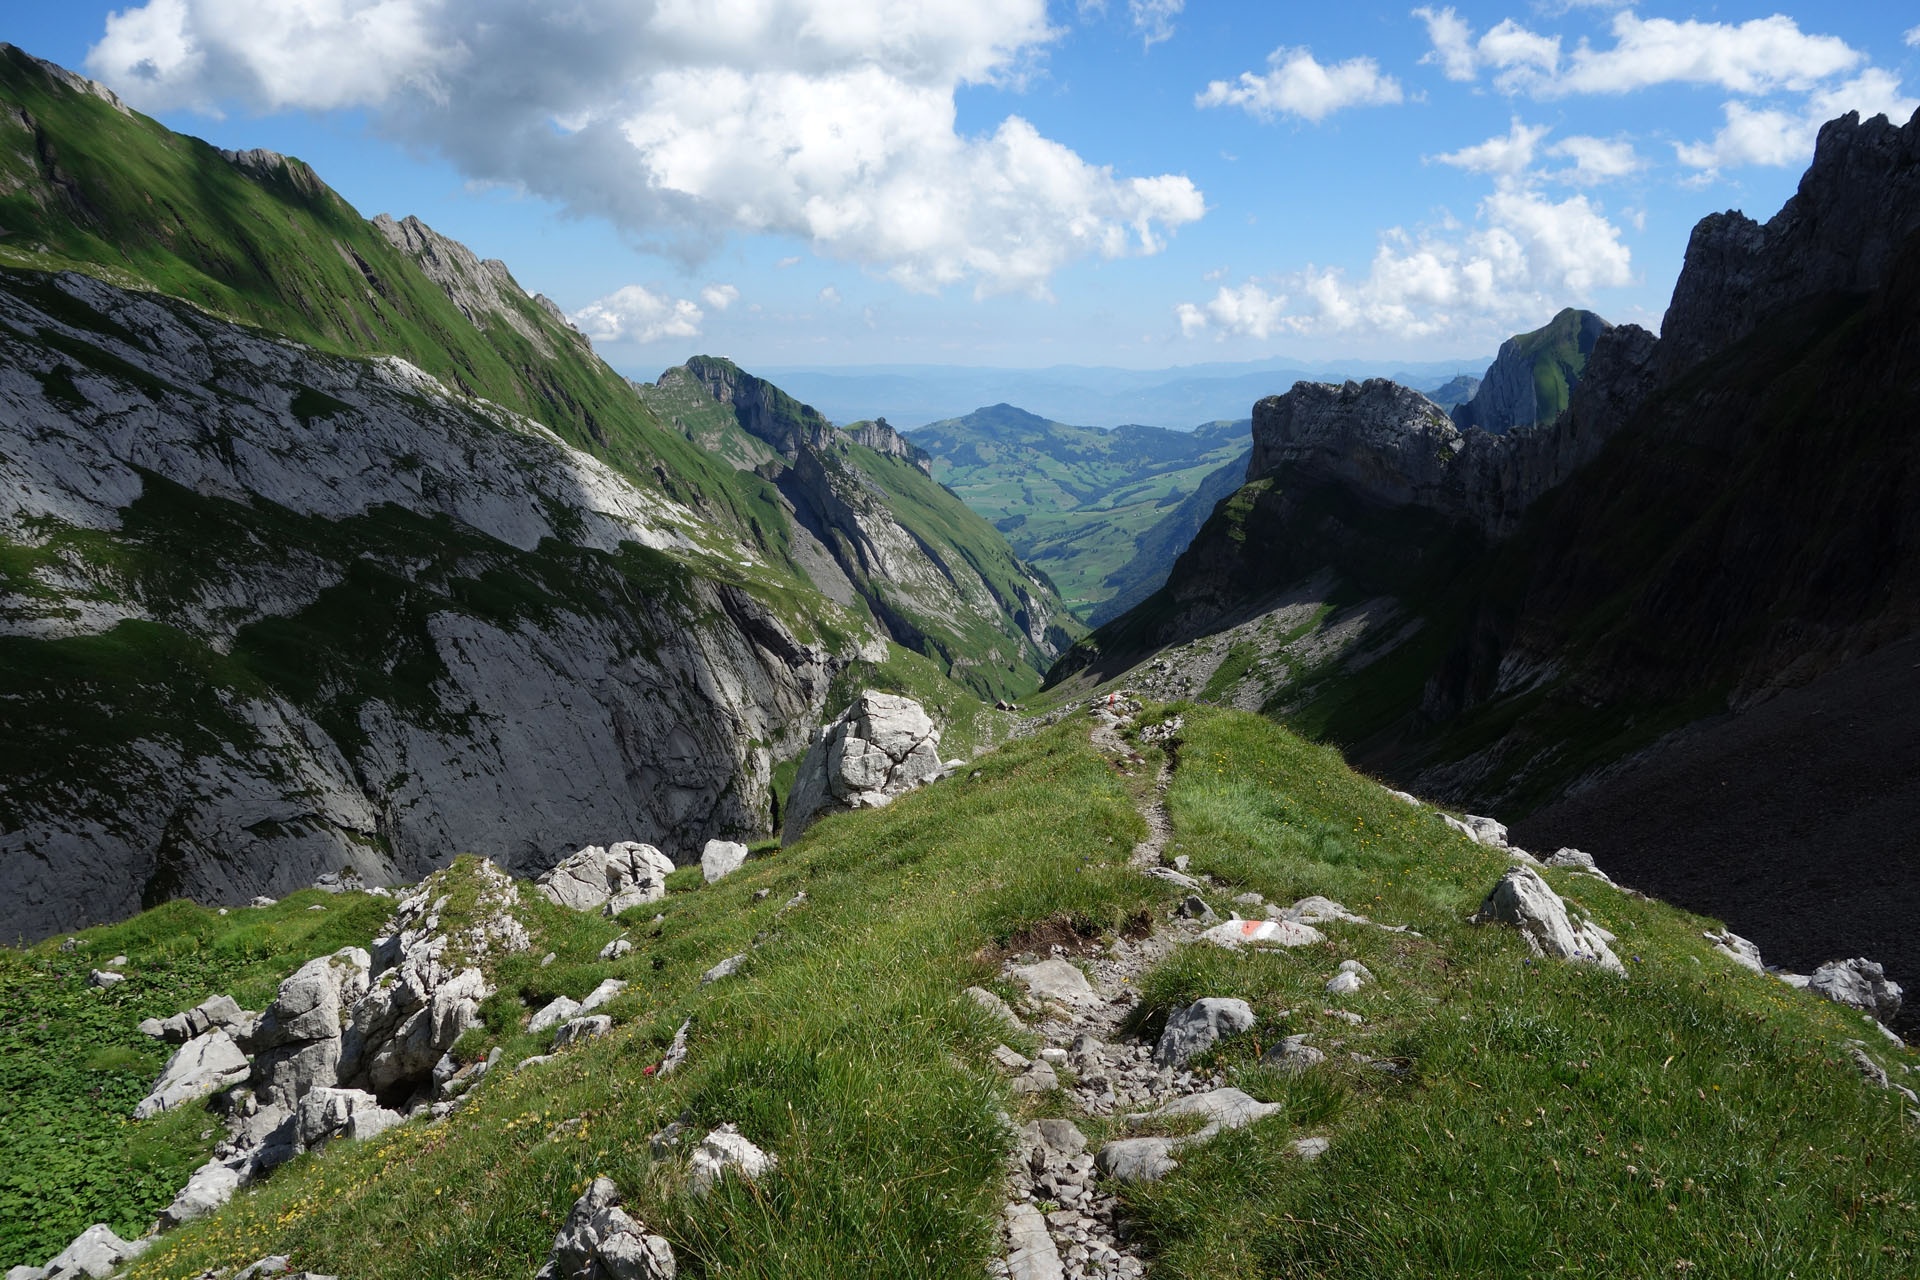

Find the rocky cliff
[[843, 417, 933, 475], [0, 266, 876, 939], [1451, 308, 1609, 435]]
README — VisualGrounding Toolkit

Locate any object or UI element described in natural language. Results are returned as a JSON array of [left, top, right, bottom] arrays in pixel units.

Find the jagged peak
[[370, 211, 556, 356]]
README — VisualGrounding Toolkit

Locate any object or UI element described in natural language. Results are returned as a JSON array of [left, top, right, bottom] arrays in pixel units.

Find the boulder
[[1009, 959, 1102, 1010], [1153, 998, 1256, 1067], [554, 1016, 613, 1048], [1543, 848, 1612, 882], [700, 840, 749, 884], [162, 1159, 243, 1227], [248, 947, 373, 1109], [85, 969, 124, 988], [1134, 1088, 1279, 1140], [295, 1087, 392, 1148], [140, 993, 252, 1045], [528, 996, 582, 1034], [536, 843, 676, 915], [1200, 918, 1324, 950], [536, 1176, 676, 1280], [1096, 1137, 1179, 1184], [28, 1223, 149, 1280], [1284, 896, 1367, 925], [1808, 958, 1903, 1024], [580, 979, 628, 1013], [1469, 866, 1625, 975], [782, 692, 943, 841], [688, 1124, 777, 1196], [134, 1027, 251, 1119], [1262, 1034, 1325, 1074], [1444, 814, 1509, 847], [599, 939, 632, 960], [700, 954, 746, 985], [1009, 1060, 1060, 1095]]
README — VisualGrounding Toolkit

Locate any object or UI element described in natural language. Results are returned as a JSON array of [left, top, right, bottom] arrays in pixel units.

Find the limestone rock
[[700, 840, 749, 884], [161, 1159, 243, 1227], [1135, 1088, 1279, 1140], [1003, 1201, 1065, 1280], [580, 979, 628, 1014], [248, 947, 373, 1109], [1199, 918, 1324, 950], [85, 969, 123, 988], [535, 1176, 676, 1280], [600, 938, 632, 961], [1284, 896, 1367, 925], [1153, 998, 1256, 1067], [27, 1223, 148, 1280], [1543, 848, 1612, 883], [554, 1016, 613, 1049], [1470, 867, 1625, 975], [1704, 929, 1766, 974], [1325, 960, 1373, 996], [701, 954, 746, 985], [134, 1027, 251, 1119], [1444, 814, 1510, 847], [1009, 959, 1102, 1010], [1291, 1136, 1331, 1160], [1096, 1137, 1178, 1184], [141, 993, 252, 1045], [688, 1124, 777, 1196], [1262, 1034, 1325, 1074], [537, 843, 676, 915], [528, 996, 582, 1034], [295, 1086, 392, 1148], [782, 692, 942, 841], [1808, 958, 1903, 1024], [965, 986, 1026, 1031]]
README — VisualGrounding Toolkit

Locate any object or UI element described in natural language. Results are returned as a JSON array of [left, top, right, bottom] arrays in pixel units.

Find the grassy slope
[[5, 707, 1908, 1277], [1505, 308, 1600, 429], [912, 409, 1248, 616]]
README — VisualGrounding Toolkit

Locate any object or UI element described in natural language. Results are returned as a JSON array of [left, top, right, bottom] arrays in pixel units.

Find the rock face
[[1471, 866, 1625, 975], [0, 267, 855, 940], [700, 840, 749, 884], [1152, 998, 1255, 1067], [1451, 308, 1609, 435], [1808, 958, 1904, 1024], [843, 417, 933, 475], [247, 948, 374, 1110], [782, 692, 944, 840], [536, 1177, 676, 1280], [536, 844, 676, 915]]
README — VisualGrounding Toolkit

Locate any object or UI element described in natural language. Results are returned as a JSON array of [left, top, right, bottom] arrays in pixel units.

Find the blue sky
[[11, 3, 1920, 376]]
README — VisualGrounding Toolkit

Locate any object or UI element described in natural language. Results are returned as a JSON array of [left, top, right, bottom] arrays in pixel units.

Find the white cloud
[[818, 285, 842, 304], [700, 283, 739, 310], [1676, 70, 1919, 176], [1431, 118, 1550, 175], [1130, 0, 1183, 48], [1413, 9, 1863, 98], [1177, 186, 1631, 343], [1196, 47, 1403, 123], [570, 285, 704, 344], [87, 0, 1203, 298], [1908, 25, 1920, 49], [1413, 7, 1477, 82], [1545, 134, 1642, 184], [776, 256, 801, 269]]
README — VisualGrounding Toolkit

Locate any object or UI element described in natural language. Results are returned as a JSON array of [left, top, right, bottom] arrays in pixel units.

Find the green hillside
[[6, 704, 1912, 1278], [911, 406, 1249, 617]]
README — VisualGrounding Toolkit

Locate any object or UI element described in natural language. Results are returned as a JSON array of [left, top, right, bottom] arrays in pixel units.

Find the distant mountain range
[[907, 405, 1249, 622], [753, 357, 1490, 430]]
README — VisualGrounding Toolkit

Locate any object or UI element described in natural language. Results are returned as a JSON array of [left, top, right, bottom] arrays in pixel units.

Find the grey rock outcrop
[[528, 996, 582, 1034], [1262, 1034, 1325, 1074], [1470, 866, 1625, 975], [580, 979, 628, 1013], [843, 417, 934, 476], [134, 1028, 251, 1119], [1808, 958, 1903, 1024], [162, 1159, 243, 1227], [15, 1222, 149, 1280], [553, 1016, 613, 1048], [247, 948, 373, 1109], [1199, 918, 1324, 949], [1704, 929, 1766, 974], [1009, 959, 1103, 1011], [1095, 1137, 1179, 1184], [536, 1177, 676, 1280], [536, 843, 676, 915], [295, 1087, 398, 1149], [1152, 998, 1255, 1067], [140, 994, 253, 1045], [782, 692, 943, 840], [371, 213, 566, 361]]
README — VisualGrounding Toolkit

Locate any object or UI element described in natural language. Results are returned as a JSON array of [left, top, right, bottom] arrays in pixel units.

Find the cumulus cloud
[[570, 285, 704, 345], [1412, 8, 1862, 98], [1908, 25, 1920, 49], [700, 283, 739, 310], [1196, 47, 1403, 123], [1675, 70, 1920, 176], [1545, 134, 1642, 184], [818, 285, 842, 305], [1431, 118, 1551, 175], [1177, 186, 1631, 343], [87, 0, 1203, 298]]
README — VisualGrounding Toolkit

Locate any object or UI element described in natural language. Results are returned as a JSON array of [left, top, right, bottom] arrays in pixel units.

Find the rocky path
[[986, 699, 1241, 1280]]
